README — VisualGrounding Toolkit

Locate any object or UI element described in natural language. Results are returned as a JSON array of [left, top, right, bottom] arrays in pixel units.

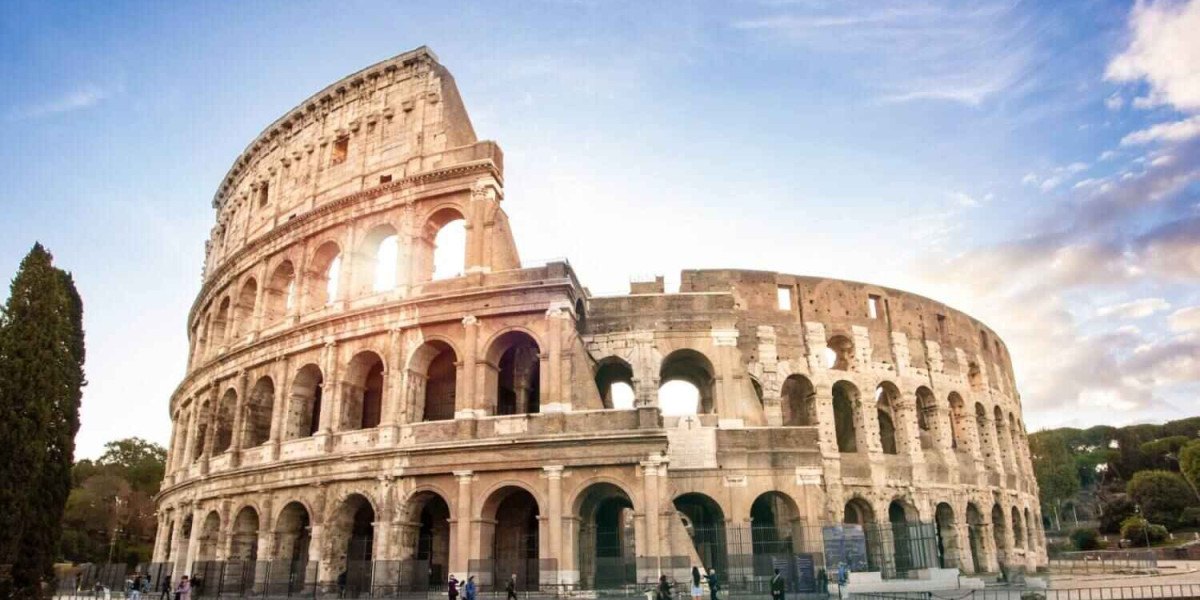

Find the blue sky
[[2, 0, 1198, 458]]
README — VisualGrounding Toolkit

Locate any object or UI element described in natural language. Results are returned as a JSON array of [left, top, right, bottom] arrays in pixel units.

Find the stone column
[[268, 355, 289, 459], [171, 506, 192, 580], [896, 391, 923, 460], [640, 457, 662, 567], [712, 328, 739, 420], [453, 471, 474, 576], [544, 466, 564, 579], [230, 371, 249, 466], [316, 340, 337, 451], [380, 327, 405, 444], [545, 307, 565, 412], [201, 384, 219, 474], [459, 316, 478, 419]]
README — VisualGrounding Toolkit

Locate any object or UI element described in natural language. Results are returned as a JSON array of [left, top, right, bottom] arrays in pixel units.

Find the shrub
[[1070, 527, 1102, 550], [1099, 497, 1136, 534], [1179, 506, 1200, 528], [1121, 516, 1168, 544], [1127, 470, 1193, 529]]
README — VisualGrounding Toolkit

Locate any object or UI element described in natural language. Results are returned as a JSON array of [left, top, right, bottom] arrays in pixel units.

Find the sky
[[1, 0, 1198, 459]]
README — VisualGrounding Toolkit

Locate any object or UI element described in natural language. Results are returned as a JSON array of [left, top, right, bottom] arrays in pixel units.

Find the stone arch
[[212, 295, 232, 349], [574, 298, 587, 335], [1011, 506, 1024, 550], [991, 502, 1009, 564], [915, 386, 938, 450], [352, 222, 400, 296], [196, 510, 222, 562], [343, 350, 385, 430], [398, 489, 452, 587], [235, 278, 258, 338], [194, 309, 211, 363], [214, 388, 237, 454], [484, 330, 542, 416], [659, 348, 717, 415], [307, 240, 342, 309], [968, 362, 983, 391], [245, 375, 275, 448], [965, 502, 988, 573], [994, 405, 1009, 464], [420, 205, 468, 282], [888, 498, 921, 576], [781, 374, 816, 426], [574, 481, 637, 589], [264, 260, 296, 323], [408, 339, 458, 422], [479, 485, 541, 588], [230, 505, 260, 561], [674, 492, 728, 579], [825, 334, 855, 370], [275, 501, 314, 567], [948, 392, 968, 451], [594, 356, 635, 410], [875, 382, 901, 455], [934, 502, 960, 570], [1024, 507, 1036, 551], [286, 364, 324, 440], [192, 397, 211, 461], [832, 380, 860, 453], [750, 491, 803, 576], [325, 493, 377, 587], [975, 402, 991, 460]]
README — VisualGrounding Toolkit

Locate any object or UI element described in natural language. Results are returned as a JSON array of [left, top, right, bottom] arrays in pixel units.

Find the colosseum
[[152, 47, 1046, 596]]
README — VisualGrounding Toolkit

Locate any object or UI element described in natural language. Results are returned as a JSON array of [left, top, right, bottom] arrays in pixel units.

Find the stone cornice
[[188, 159, 500, 326]]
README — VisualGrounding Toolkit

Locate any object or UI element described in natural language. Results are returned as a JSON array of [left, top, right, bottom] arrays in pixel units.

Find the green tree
[[60, 439, 165, 565], [0, 244, 85, 599], [98, 437, 166, 493], [1031, 431, 1080, 527], [1180, 440, 1200, 498], [1127, 470, 1195, 528]]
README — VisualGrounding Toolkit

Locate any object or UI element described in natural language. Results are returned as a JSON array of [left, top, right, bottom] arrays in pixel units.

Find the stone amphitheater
[[152, 47, 1046, 594]]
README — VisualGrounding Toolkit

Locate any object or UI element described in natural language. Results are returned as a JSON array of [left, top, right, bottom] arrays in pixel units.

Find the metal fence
[[851, 583, 1200, 600], [1046, 550, 1158, 574]]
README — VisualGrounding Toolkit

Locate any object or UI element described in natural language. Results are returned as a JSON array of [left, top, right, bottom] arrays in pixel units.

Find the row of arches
[[192, 209, 469, 367], [821, 334, 1012, 397]]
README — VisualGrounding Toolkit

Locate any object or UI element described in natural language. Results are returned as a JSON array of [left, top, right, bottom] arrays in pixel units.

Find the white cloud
[[1120, 115, 1200, 145], [1021, 173, 1039, 185], [946, 191, 980, 207], [1039, 176, 1063, 192], [1105, 0, 1200, 112], [1168, 307, 1200, 332], [1106, 92, 1126, 111], [1063, 162, 1090, 175], [1150, 154, 1174, 166], [1096, 297, 1171, 319], [1099, 150, 1118, 161], [1073, 178, 1102, 189], [5, 83, 121, 121]]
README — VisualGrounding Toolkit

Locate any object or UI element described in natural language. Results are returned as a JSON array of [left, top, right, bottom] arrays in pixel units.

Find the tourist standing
[[770, 569, 785, 600], [505, 573, 518, 600], [447, 574, 459, 600], [657, 574, 673, 600], [464, 575, 476, 600], [160, 575, 172, 600], [703, 569, 719, 600], [690, 567, 703, 600], [175, 575, 191, 600], [130, 573, 142, 600]]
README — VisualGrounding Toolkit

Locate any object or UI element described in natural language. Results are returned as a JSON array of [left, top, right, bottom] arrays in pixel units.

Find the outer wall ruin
[[153, 46, 1045, 590]]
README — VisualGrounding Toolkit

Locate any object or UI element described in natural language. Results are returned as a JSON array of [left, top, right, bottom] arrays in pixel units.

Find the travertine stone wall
[[155, 48, 1045, 589]]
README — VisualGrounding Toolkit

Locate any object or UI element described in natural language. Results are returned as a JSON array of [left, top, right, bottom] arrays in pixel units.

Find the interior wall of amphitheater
[[153, 46, 1046, 589]]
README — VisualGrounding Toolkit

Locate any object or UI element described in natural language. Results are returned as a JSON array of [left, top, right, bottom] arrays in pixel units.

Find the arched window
[[915, 386, 938, 450], [420, 207, 467, 281], [975, 403, 990, 459], [235, 278, 258, 338], [595, 357, 635, 410], [352, 224, 399, 296], [275, 502, 313, 566], [245, 376, 274, 448], [1011, 507, 1024, 549], [991, 503, 1008, 553], [213, 388, 236, 454], [192, 401, 209, 461], [212, 296, 232, 349], [781, 374, 815, 426], [344, 351, 385, 430], [659, 349, 716, 416], [487, 331, 541, 416], [994, 405, 1008, 463], [308, 242, 342, 309], [833, 381, 860, 453], [824, 335, 854, 370], [409, 341, 457, 422], [968, 362, 983, 391], [875, 384, 899, 455], [287, 364, 324, 439], [265, 261, 296, 323], [948, 393, 967, 450], [674, 493, 728, 578]]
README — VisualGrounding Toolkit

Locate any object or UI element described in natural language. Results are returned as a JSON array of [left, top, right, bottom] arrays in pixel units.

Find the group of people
[[655, 566, 721, 600], [446, 573, 520, 600]]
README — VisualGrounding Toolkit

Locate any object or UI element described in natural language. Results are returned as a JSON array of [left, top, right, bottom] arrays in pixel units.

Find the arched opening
[[968, 363, 983, 391], [1009, 413, 1021, 464], [264, 261, 296, 323], [948, 393, 967, 451], [404, 492, 451, 589], [888, 500, 920, 577], [481, 487, 540, 590], [595, 357, 635, 410], [194, 311, 211, 364], [343, 351, 385, 430], [213, 389, 237, 454], [328, 494, 376, 596], [934, 503, 960, 570], [487, 332, 541, 416], [1011, 507, 1024, 550], [273, 502, 313, 593], [674, 493, 728, 580], [975, 403, 991, 460], [576, 483, 636, 589], [843, 498, 880, 572], [212, 297, 232, 349], [192, 401, 209, 462], [230, 507, 260, 562], [991, 503, 1008, 565], [308, 241, 342, 309], [409, 341, 458, 422], [966, 503, 987, 573], [833, 381, 860, 453], [422, 207, 466, 281], [575, 298, 587, 335], [287, 364, 324, 440], [235, 278, 258, 338], [994, 406, 1009, 464], [660, 349, 716, 415], [245, 376, 274, 448], [353, 224, 399, 296], [781, 374, 816, 426], [875, 383, 900, 455], [750, 492, 801, 580], [915, 387, 937, 450], [825, 335, 854, 370], [751, 377, 764, 406], [196, 511, 222, 563], [1025, 508, 1036, 551]]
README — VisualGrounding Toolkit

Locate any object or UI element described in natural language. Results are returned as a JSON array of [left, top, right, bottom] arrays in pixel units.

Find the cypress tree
[[0, 244, 85, 599]]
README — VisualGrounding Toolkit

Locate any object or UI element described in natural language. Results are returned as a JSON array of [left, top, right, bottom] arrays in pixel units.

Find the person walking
[[130, 573, 143, 600], [690, 567, 703, 600], [657, 574, 673, 600], [337, 569, 347, 598], [160, 575, 172, 600], [464, 575, 476, 600], [703, 568, 719, 600], [175, 575, 191, 600], [447, 574, 459, 600], [770, 569, 785, 600], [505, 573, 518, 600]]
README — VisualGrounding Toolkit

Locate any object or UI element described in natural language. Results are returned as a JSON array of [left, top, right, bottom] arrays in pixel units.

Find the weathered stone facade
[[154, 47, 1045, 589]]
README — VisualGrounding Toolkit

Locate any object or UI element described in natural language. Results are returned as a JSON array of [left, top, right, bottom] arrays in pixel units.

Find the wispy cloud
[[6, 83, 123, 121], [1096, 297, 1171, 319], [1105, 0, 1200, 112], [1120, 114, 1200, 145]]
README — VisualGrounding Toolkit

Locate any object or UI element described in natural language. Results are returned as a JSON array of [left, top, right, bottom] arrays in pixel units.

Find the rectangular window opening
[[936, 314, 946, 337], [380, 174, 392, 184], [776, 286, 792, 311], [331, 137, 349, 165], [868, 294, 880, 319], [258, 182, 270, 208]]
